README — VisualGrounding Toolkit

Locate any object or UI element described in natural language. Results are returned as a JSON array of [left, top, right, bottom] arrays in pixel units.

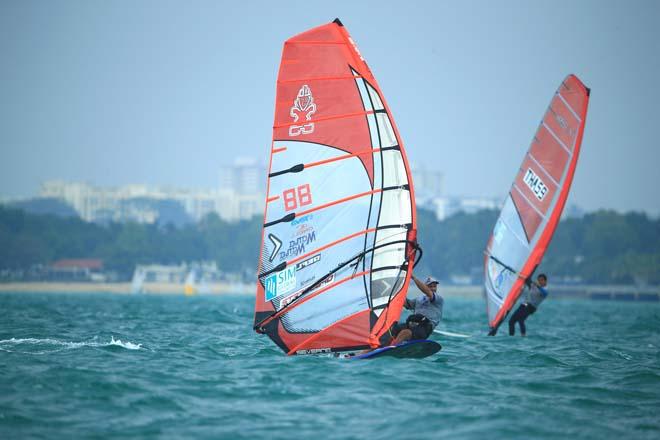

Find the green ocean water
[[1, 292, 659, 439]]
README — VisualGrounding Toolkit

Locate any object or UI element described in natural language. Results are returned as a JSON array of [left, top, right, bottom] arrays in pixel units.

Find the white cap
[[425, 276, 439, 286]]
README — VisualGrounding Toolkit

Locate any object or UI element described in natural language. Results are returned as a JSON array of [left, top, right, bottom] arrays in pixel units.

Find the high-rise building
[[410, 164, 444, 199], [41, 181, 96, 221], [219, 157, 266, 195]]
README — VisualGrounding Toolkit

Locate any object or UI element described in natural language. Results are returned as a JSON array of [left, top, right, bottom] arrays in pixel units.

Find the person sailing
[[389, 275, 444, 344], [508, 273, 549, 336]]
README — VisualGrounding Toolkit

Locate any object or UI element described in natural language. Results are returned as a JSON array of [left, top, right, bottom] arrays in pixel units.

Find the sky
[[1, 0, 658, 214]]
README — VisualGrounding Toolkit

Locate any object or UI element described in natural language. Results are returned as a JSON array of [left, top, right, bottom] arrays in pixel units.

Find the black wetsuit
[[389, 293, 443, 341], [508, 303, 536, 336], [391, 314, 434, 340], [508, 283, 547, 336]]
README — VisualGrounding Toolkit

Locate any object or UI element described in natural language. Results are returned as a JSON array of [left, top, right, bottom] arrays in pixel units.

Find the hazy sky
[[1, 1, 658, 214]]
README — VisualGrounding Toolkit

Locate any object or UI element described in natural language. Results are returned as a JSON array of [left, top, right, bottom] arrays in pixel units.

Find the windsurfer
[[508, 274, 548, 336], [389, 275, 444, 344]]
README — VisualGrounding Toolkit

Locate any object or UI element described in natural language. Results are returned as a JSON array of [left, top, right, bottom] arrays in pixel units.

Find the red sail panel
[[485, 74, 590, 331], [529, 130, 570, 184], [272, 25, 376, 184], [288, 310, 372, 355], [510, 189, 544, 241], [545, 95, 580, 152]]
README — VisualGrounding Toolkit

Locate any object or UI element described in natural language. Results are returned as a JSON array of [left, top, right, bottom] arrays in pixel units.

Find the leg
[[411, 320, 433, 340], [393, 328, 413, 344], [394, 314, 423, 344], [386, 322, 405, 344], [508, 305, 524, 336], [519, 305, 535, 336]]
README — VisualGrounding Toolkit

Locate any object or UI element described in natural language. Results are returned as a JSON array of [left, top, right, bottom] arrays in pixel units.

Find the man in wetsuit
[[390, 275, 444, 344], [508, 273, 548, 336]]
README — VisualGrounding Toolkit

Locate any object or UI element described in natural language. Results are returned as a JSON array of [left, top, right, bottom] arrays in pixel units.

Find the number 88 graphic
[[283, 184, 313, 211]]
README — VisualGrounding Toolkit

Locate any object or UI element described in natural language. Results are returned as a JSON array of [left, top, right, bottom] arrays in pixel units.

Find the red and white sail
[[484, 75, 590, 332], [253, 19, 418, 355]]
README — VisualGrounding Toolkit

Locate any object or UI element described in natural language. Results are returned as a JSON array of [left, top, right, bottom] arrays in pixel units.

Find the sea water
[[1, 292, 659, 439]]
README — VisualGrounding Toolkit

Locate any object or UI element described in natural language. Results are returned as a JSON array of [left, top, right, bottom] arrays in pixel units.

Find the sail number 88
[[283, 184, 312, 211]]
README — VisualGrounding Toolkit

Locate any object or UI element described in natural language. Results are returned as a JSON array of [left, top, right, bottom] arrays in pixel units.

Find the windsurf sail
[[253, 19, 418, 355], [484, 75, 590, 334]]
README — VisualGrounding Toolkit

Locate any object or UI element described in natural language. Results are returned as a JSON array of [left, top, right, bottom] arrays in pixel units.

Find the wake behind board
[[352, 340, 441, 359], [434, 329, 471, 338]]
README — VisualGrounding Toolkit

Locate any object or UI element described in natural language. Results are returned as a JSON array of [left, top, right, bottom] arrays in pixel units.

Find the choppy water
[[1, 292, 659, 439]]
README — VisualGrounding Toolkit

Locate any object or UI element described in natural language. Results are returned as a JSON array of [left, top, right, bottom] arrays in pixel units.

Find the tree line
[[414, 208, 659, 285], [0, 205, 658, 284]]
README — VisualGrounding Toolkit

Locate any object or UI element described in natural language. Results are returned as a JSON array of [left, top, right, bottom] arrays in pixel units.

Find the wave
[[107, 336, 142, 350], [0, 336, 142, 353]]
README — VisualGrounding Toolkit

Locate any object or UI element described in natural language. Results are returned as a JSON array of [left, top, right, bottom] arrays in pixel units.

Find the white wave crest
[[108, 336, 142, 350], [0, 336, 143, 352]]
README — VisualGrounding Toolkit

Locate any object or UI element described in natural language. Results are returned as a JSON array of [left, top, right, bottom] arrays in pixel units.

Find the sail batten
[[273, 110, 377, 129], [484, 75, 590, 333], [254, 19, 416, 354]]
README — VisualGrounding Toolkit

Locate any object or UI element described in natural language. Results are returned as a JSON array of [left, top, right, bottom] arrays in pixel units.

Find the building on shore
[[37, 157, 267, 224], [133, 261, 222, 284], [48, 259, 107, 282]]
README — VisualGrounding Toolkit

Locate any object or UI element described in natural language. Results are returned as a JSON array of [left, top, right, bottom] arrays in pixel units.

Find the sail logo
[[280, 273, 334, 308], [294, 223, 314, 237], [267, 234, 283, 262], [296, 348, 331, 355], [265, 266, 296, 302], [523, 168, 548, 201], [278, 231, 317, 261], [295, 254, 321, 271], [494, 268, 510, 291], [488, 262, 507, 298], [289, 85, 316, 136], [553, 112, 576, 139], [291, 214, 313, 226]]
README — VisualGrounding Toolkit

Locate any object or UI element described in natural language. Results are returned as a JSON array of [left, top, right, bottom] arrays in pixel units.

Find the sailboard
[[351, 340, 441, 360], [484, 75, 590, 334], [253, 19, 419, 356]]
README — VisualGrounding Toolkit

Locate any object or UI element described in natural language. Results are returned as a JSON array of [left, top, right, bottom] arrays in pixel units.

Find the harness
[[406, 314, 432, 329]]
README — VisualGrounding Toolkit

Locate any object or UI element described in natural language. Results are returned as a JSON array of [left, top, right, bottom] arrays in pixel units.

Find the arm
[[537, 285, 548, 297], [412, 275, 435, 301], [529, 281, 547, 294]]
